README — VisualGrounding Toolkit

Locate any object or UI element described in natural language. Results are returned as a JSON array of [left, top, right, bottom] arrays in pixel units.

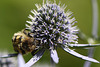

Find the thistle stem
[[83, 0, 98, 67], [91, 0, 98, 38], [83, 47, 94, 67]]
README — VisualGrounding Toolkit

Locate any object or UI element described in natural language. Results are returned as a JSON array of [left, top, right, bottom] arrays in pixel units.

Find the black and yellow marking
[[12, 29, 38, 54]]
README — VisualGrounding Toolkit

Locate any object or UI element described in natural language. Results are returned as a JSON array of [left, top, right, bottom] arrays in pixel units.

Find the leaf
[[50, 49, 59, 63], [17, 53, 25, 67], [24, 49, 45, 67], [0, 53, 18, 58], [67, 44, 100, 48], [61, 46, 100, 63]]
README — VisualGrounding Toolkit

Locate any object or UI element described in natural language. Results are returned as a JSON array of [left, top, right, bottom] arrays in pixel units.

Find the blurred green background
[[0, 0, 100, 67]]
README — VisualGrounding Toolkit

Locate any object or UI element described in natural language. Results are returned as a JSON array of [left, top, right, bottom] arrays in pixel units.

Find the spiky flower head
[[26, 0, 78, 49]]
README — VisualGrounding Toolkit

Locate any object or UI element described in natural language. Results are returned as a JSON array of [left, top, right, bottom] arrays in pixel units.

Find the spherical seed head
[[26, 0, 78, 48]]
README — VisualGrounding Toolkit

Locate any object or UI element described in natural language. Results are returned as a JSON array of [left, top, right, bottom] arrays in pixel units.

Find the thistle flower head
[[26, 0, 78, 49]]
